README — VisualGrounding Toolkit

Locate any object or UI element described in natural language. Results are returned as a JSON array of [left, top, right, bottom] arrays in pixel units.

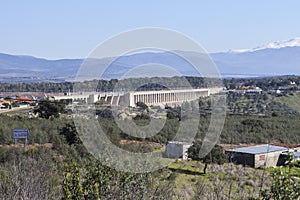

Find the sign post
[[13, 129, 30, 151]]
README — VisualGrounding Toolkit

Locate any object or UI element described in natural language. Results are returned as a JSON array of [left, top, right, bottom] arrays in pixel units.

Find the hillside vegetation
[[0, 76, 300, 199]]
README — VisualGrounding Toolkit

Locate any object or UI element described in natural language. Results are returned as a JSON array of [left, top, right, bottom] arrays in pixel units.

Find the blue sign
[[13, 129, 30, 139]]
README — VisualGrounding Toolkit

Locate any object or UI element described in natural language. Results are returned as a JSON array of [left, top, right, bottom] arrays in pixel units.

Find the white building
[[165, 141, 192, 160]]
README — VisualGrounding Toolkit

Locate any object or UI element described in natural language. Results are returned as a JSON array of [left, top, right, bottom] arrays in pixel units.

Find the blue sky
[[1, 1, 300, 59]]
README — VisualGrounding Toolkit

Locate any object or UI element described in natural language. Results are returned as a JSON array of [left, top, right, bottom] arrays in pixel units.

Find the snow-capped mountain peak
[[228, 38, 300, 53]]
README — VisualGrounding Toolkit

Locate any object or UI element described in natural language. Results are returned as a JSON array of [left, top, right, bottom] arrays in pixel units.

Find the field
[[167, 160, 271, 199]]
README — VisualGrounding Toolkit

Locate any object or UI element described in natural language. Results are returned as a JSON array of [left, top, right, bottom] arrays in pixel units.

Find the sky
[[1, 1, 300, 59]]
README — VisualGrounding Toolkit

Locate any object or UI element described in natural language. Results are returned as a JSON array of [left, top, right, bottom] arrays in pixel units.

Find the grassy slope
[[274, 92, 300, 113], [167, 160, 271, 199]]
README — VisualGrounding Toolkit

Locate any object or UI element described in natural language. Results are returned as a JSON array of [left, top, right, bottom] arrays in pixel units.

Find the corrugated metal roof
[[271, 143, 300, 148], [228, 145, 288, 155]]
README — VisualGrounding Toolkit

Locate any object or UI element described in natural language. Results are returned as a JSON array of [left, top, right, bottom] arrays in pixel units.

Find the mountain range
[[1, 38, 300, 83]]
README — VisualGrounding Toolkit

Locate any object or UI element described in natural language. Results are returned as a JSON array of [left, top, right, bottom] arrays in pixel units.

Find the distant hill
[[211, 46, 300, 77], [0, 53, 82, 82], [1, 38, 300, 82]]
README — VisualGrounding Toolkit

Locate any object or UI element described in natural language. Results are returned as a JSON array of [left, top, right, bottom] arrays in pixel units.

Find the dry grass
[[169, 161, 272, 199]]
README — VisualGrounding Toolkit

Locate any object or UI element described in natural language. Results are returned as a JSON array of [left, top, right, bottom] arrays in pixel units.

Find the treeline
[[0, 76, 221, 93], [220, 114, 300, 144], [223, 75, 300, 90], [1, 75, 300, 93]]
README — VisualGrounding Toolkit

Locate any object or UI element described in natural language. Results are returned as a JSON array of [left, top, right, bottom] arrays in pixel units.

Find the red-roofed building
[[14, 96, 32, 103]]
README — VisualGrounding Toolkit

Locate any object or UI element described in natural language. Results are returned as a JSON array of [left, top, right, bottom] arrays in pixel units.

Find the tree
[[59, 123, 81, 145], [96, 108, 113, 118], [188, 141, 227, 174], [34, 100, 65, 119], [181, 101, 193, 120], [166, 111, 176, 119], [166, 106, 181, 120], [258, 153, 300, 200], [133, 113, 150, 120], [0, 148, 62, 199], [136, 101, 148, 111], [62, 160, 157, 199]]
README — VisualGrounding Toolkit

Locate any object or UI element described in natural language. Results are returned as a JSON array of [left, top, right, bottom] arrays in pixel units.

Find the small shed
[[226, 144, 288, 168], [165, 141, 192, 160]]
